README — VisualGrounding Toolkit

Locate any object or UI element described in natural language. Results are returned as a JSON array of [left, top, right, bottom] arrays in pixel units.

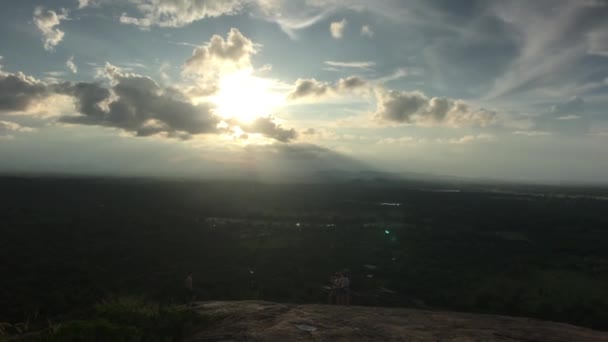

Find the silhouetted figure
[[249, 270, 260, 299], [184, 272, 194, 305], [337, 272, 351, 305], [328, 272, 339, 304]]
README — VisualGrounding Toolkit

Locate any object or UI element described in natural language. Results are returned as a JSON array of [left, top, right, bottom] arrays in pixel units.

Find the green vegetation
[[1, 296, 201, 341], [1, 176, 608, 339]]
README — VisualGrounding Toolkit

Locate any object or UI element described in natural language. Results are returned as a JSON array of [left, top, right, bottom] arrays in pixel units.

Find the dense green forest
[[1, 176, 608, 338]]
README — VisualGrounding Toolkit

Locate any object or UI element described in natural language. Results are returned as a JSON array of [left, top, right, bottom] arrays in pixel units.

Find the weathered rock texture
[[186, 301, 608, 341]]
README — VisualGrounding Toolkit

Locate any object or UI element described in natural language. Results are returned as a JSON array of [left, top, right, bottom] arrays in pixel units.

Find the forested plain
[[1, 176, 608, 337]]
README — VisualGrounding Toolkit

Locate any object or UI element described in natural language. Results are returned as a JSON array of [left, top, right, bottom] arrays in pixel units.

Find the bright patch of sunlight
[[212, 69, 284, 123]]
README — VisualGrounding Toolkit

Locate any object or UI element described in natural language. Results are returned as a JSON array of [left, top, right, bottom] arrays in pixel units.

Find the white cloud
[[33, 7, 68, 51], [77, 0, 91, 8], [183, 28, 257, 80], [378, 133, 496, 146], [513, 130, 552, 137], [324, 60, 375, 69], [66, 56, 77, 74], [299, 128, 371, 143], [76, 0, 106, 9], [0, 120, 36, 140], [377, 136, 418, 145], [361, 25, 374, 38], [0, 120, 36, 133], [330, 19, 347, 39], [158, 62, 171, 83], [119, 0, 246, 28], [556, 115, 581, 120], [446, 134, 496, 144], [374, 68, 414, 84], [485, 2, 593, 99], [374, 89, 497, 127]]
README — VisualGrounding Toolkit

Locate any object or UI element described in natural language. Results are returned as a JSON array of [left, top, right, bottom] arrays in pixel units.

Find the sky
[[1, 0, 608, 183]]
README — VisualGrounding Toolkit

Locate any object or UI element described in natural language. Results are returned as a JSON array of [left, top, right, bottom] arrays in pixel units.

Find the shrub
[[48, 319, 140, 342]]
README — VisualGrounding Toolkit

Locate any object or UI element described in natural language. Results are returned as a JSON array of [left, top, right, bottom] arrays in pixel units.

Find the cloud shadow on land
[[233, 143, 377, 183]]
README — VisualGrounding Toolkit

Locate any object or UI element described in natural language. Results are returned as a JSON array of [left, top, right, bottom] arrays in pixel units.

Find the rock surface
[[186, 301, 608, 341]]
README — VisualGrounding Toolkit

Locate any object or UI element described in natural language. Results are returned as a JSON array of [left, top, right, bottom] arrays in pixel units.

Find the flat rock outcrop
[[186, 301, 608, 341]]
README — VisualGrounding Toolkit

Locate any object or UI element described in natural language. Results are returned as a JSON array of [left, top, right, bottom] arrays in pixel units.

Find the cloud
[[287, 76, 368, 100], [374, 89, 496, 127], [77, 0, 402, 40], [77, 0, 91, 9], [1, 61, 296, 143], [324, 60, 375, 69], [0, 72, 53, 112], [239, 116, 297, 142], [45, 63, 295, 143], [183, 28, 257, 79], [484, 1, 608, 99], [330, 19, 347, 39], [33, 7, 68, 51], [587, 29, 608, 57], [361, 25, 374, 38], [378, 133, 496, 146], [0, 120, 36, 133], [446, 134, 496, 144], [158, 62, 171, 83], [377, 136, 418, 145], [556, 115, 581, 121], [301, 128, 316, 135], [119, 0, 246, 28], [76, 0, 105, 9], [66, 56, 77, 74], [513, 130, 552, 137], [56, 63, 221, 138], [55, 80, 111, 118], [551, 96, 584, 115], [0, 120, 36, 140]]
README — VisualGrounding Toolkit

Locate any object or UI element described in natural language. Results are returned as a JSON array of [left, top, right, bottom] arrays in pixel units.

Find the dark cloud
[[55, 82, 110, 117], [287, 76, 368, 100], [374, 90, 428, 123], [288, 79, 329, 99], [337, 76, 367, 89], [0, 72, 52, 111], [240, 116, 298, 142], [0, 66, 298, 143], [374, 89, 496, 127], [302, 128, 316, 135], [59, 71, 220, 137]]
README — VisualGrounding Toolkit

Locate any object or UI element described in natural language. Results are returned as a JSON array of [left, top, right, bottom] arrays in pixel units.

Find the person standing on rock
[[337, 271, 351, 305], [328, 272, 339, 305], [184, 272, 194, 305]]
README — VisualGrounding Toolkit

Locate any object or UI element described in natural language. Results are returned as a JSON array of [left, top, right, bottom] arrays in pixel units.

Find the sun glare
[[212, 69, 284, 123]]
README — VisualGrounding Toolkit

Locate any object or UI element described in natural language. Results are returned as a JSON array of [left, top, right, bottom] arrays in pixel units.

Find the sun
[[212, 69, 284, 123]]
